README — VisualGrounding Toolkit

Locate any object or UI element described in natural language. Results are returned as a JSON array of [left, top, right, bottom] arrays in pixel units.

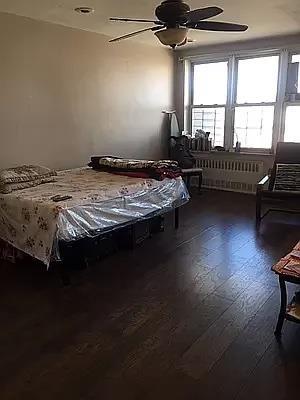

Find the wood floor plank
[[180, 280, 275, 380], [0, 190, 299, 400], [186, 290, 280, 400], [236, 324, 300, 400]]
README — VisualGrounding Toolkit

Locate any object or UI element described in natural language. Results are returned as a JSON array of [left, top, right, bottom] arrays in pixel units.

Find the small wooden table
[[272, 241, 300, 337], [182, 168, 203, 193]]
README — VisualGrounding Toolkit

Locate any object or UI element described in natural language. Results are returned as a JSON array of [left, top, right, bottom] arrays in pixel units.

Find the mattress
[[0, 168, 189, 267]]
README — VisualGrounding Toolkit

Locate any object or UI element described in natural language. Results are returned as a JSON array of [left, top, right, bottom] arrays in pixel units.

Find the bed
[[0, 167, 189, 267]]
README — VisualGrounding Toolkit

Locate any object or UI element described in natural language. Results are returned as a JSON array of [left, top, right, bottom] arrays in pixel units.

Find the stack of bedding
[[89, 156, 182, 180], [0, 165, 57, 194]]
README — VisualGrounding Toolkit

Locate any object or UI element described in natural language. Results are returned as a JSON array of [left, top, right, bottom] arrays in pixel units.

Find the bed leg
[[175, 207, 179, 230], [58, 262, 71, 286]]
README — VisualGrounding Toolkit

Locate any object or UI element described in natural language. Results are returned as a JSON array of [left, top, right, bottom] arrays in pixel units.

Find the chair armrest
[[258, 175, 270, 186], [257, 175, 270, 192]]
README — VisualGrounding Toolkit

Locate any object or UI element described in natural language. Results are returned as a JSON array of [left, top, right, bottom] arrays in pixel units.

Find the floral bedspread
[[0, 168, 160, 267]]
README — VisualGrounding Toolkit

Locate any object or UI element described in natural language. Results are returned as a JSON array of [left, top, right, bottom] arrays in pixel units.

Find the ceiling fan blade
[[110, 17, 162, 25], [109, 26, 162, 43], [185, 6, 223, 23], [188, 21, 248, 32]]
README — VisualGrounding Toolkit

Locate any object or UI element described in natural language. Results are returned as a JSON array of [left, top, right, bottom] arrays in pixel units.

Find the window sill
[[190, 150, 274, 157]]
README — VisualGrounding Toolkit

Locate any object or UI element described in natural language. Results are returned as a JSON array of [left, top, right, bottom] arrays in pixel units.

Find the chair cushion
[[274, 164, 300, 192], [269, 142, 300, 190]]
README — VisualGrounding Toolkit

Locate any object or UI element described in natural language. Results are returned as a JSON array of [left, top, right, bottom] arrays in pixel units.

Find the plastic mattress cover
[[52, 177, 190, 259], [0, 168, 190, 266]]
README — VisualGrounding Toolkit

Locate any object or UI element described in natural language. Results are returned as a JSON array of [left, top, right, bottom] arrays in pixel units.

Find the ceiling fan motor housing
[[155, 0, 190, 26]]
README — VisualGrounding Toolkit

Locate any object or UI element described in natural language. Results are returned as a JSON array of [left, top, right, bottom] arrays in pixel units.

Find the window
[[192, 61, 227, 146], [291, 54, 300, 93], [186, 51, 291, 152], [236, 56, 279, 103], [192, 108, 225, 147], [234, 106, 274, 148], [234, 56, 279, 149], [284, 105, 300, 142], [193, 62, 228, 105]]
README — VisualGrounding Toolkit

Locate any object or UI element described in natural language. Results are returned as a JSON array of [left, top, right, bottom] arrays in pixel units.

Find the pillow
[[274, 163, 300, 192], [0, 177, 56, 194], [88, 156, 121, 168], [0, 165, 57, 185]]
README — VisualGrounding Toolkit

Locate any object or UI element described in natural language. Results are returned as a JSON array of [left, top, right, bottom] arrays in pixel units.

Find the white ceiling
[[0, 0, 300, 47]]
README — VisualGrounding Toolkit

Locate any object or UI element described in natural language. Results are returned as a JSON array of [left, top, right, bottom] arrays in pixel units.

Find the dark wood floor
[[1, 190, 300, 400]]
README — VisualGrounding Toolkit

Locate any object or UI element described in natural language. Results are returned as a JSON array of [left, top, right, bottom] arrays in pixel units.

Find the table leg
[[198, 173, 202, 193], [186, 176, 191, 191], [275, 275, 287, 337], [256, 190, 262, 228]]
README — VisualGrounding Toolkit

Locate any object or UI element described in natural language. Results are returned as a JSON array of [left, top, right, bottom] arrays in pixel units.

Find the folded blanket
[[89, 156, 181, 181], [97, 157, 179, 170], [111, 168, 182, 180]]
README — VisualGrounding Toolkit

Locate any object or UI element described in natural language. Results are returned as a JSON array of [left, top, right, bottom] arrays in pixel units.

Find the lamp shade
[[155, 28, 188, 47]]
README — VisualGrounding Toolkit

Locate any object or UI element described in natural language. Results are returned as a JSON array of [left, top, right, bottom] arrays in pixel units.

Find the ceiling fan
[[109, 0, 248, 48]]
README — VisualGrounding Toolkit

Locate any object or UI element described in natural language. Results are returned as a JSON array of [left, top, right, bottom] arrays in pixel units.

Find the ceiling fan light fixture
[[155, 27, 188, 48], [109, 2, 248, 46]]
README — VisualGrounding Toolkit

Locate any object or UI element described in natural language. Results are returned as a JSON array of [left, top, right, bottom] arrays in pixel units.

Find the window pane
[[192, 107, 225, 147], [234, 106, 274, 148], [193, 62, 228, 105], [284, 106, 300, 142], [236, 56, 279, 103], [291, 54, 300, 93]]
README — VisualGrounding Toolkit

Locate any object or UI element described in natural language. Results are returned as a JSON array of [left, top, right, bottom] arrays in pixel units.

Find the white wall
[[0, 12, 174, 170]]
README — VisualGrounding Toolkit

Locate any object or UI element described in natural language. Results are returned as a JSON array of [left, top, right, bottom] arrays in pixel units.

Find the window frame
[[289, 52, 300, 94], [282, 102, 300, 143], [185, 48, 300, 153], [190, 57, 229, 147], [233, 53, 280, 152]]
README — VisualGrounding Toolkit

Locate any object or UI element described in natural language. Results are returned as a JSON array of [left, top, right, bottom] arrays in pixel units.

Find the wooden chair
[[256, 142, 300, 226]]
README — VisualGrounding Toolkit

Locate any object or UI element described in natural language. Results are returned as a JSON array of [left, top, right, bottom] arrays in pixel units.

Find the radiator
[[192, 155, 266, 194]]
